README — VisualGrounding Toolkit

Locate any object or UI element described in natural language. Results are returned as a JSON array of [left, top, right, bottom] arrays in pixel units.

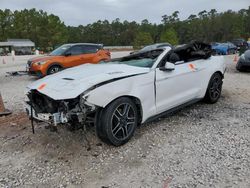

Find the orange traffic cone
[[233, 55, 238, 63], [2, 58, 6, 64], [0, 93, 12, 116]]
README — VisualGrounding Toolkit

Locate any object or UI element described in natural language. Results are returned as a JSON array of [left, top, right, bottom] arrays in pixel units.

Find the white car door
[[155, 60, 205, 114]]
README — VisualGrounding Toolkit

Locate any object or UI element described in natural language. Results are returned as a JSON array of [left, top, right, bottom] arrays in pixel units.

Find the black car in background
[[236, 50, 250, 72], [231, 39, 248, 50]]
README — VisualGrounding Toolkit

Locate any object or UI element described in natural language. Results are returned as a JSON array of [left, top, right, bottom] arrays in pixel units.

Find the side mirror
[[160, 62, 175, 71], [64, 52, 71, 57]]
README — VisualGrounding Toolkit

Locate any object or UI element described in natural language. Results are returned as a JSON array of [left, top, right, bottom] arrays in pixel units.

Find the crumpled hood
[[27, 63, 150, 100]]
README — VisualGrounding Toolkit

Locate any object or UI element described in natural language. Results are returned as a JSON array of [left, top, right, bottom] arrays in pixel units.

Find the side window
[[67, 45, 100, 55], [82, 45, 99, 54], [157, 51, 179, 67], [157, 53, 170, 68], [68, 45, 84, 55]]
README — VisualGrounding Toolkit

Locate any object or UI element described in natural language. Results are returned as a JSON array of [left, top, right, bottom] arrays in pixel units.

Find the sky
[[0, 0, 249, 26]]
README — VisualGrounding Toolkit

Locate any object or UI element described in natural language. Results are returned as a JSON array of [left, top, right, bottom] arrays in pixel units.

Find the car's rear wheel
[[204, 73, 223, 104], [98, 97, 138, 146], [47, 65, 62, 75]]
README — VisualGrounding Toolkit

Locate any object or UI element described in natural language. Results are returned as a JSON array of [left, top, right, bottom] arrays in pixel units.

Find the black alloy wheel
[[204, 73, 223, 104], [98, 97, 138, 146], [47, 65, 62, 75], [111, 103, 136, 140]]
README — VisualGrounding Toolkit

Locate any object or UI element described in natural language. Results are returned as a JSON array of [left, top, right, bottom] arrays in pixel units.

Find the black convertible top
[[111, 48, 164, 62], [169, 41, 212, 63], [112, 41, 212, 65]]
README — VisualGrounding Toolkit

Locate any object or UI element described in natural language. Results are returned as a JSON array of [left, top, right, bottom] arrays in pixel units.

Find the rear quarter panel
[[198, 56, 226, 98]]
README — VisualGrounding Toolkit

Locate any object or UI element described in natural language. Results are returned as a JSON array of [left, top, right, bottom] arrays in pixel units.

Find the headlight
[[34, 60, 47, 66]]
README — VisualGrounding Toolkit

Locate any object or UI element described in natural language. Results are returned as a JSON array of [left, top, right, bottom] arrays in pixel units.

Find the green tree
[[0, 8, 249, 49], [133, 32, 153, 49], [0, 9, 13, 41], [160, 28, 179, 45]]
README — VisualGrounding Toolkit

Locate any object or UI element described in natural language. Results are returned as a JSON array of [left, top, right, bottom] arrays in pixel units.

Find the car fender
[[198, 56, 226, 98], [84, 71, 156, 122], [46, 62, 64, 74]]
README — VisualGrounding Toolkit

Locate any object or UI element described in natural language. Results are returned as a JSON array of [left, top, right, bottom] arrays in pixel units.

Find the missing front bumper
[[25, 103, 68, 126]]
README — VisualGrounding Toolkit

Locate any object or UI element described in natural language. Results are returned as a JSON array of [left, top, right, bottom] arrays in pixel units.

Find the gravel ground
[[0, 54, 249, 187]]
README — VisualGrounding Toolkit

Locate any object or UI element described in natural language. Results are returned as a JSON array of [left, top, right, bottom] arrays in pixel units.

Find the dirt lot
[[0, 55, 249, 187]]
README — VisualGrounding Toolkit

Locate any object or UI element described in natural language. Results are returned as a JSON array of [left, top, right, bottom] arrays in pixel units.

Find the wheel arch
[[46, 62, 64, 75], [214, 70, 224, 79], [203, 71, 223, 103], [101, 95, 143, 124], [205, 71, 224, 88]]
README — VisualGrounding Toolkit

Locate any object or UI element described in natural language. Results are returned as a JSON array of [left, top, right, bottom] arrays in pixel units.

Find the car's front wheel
[[47, 65, 62, 75], [204, 72, 223, 104], [98, 97, 138, 146]]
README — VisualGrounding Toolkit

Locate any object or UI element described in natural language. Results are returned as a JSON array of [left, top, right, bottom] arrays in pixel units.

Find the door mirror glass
[[160, 62, 175, 71]]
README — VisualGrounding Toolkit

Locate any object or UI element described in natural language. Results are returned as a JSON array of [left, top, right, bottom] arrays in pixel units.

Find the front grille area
[[27, 90, 80, 114], [27, 60, 32, 68], [28, 90, 59, 113]]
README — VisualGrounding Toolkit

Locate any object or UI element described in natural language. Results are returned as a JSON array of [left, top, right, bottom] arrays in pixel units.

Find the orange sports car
[[27, 43, 111, 77]]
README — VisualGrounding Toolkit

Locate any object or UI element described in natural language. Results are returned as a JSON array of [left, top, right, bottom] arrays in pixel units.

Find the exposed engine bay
[[26, 90, 96, 127]]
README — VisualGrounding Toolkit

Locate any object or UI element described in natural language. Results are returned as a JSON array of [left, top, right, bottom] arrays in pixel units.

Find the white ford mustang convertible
[[25, 41, 226, 146]]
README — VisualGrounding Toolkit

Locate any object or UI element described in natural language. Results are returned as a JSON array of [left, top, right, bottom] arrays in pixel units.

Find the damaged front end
[[25, 90, 97, 127]]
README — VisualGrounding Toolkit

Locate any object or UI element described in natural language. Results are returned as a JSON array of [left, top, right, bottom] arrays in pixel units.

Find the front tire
[[47, 65, 62, 75], [203, 73, 223, 104], [98, 97, 138, 146]]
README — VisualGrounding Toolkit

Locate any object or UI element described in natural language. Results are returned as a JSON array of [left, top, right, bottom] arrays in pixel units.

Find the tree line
[[0, 7, 249, 50]]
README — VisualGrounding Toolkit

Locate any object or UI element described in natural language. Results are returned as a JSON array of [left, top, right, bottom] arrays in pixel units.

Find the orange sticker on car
[[189, 64, 195, 70], [38, 83, 46, 90]]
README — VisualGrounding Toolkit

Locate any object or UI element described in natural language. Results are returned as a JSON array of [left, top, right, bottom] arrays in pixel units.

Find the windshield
[[140, 45, 156, 52], [139, 43, 171, 53], [105, 58, 156, 68], [50, 44, 72, 56], [104, 48, 164, 68]]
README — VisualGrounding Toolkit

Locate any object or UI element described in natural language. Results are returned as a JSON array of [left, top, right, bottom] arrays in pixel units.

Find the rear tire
[[98, 97, 138, 146], [203, 73, 223, 104]]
